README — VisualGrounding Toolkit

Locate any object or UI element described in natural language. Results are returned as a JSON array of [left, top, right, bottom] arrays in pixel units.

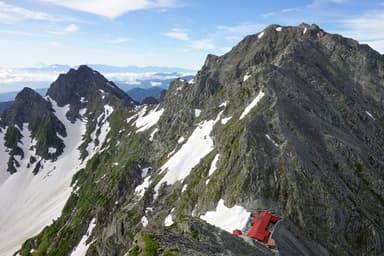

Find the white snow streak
[[134, 176, 151, 199], [243, 74, 251, 82], [141, 167, 151, 178], [366, 111, 375, 120], [0, 99, 88, 256], [239, 90, 265, 120], [141, 216, 149, 227], [86, 105, 113, 155], [48, 147, 57, 154], [258, 31, 265, 39], [208, 154, 220, 176], [155, 120, 215, 193], [265, 134, 279, 147], [164, 214, 174, 227], [276, 27, 282, 32], [220, 101, 229, 108], [221, 116, 232, 125], [149, 128, 159, 141], [200, 199, 250, 233], [194, 109, 201, 118], [303, 27, 308, 35], [177, 136, 185, 144], [135, 106, 164, 132], [70, 218, 97, 256]]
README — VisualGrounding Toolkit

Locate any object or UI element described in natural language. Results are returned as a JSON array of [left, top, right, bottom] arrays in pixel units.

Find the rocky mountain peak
[[0, 87, 52, 129], [47, 65, 136, 122], [47, 65, 135, 107], [0, 87, 66, 174]]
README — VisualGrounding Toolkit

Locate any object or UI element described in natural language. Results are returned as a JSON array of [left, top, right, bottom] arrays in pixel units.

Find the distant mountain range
[[0, 64, 195, 94], [0, 75, 193, 104]]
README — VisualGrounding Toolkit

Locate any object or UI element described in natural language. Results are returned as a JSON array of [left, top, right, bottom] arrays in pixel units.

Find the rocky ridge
[[3, 23, 384, 256]]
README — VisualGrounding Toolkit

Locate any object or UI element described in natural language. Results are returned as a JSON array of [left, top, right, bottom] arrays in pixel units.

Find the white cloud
[[163, 28, 190, 40], [0, 1, 56, 23], [150, 81, 162, 86], [105, 37, 131, 44], [340, 10, 384, 53], [190, 39, 215, 50], [65, 23, 78, 32], [281, 8, 299, 13], [40, 0, 179, 19], [262, 12, 276, 18]]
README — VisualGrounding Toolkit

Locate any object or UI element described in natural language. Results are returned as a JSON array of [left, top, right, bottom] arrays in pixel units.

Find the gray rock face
[[173, 24, 384, 255], [15, 24, 384, 256], [0, 87, 66, 173], [47, 65, 137, 121]]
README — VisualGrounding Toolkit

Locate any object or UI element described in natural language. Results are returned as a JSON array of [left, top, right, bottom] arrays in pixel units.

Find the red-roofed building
[[247, 211, 279, 244]]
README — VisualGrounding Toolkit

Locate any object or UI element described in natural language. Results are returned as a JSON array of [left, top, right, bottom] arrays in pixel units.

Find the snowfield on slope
[[155, 111, 223, 196], [86, 104, 113, 154], [155, 120, 215, 193], [200, 199, 250, 233], [239, 90, 265, 120], [0, 100, 88, 255], [70, 218, 97, 256], [134, 106, 164, 132]]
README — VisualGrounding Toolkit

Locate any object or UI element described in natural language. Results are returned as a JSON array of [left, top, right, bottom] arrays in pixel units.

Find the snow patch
[[194, 109, 201, 118], [221, 116, 232, 125], [48, 147, 57, 154], [141, 216, 148, 227], [80, 97, 87, 103], [135, 106, 164, 132], [0, 99, 88, 256], [258, 31, 265, 39], [200, 199, 250, 233], [134, 176, 151, 199], [303, 27, 308, 35], [243, 74, 251, 82], [70, 218, 97, 256], [86, 105, 113, 155], [265, 134, 279, 147], [220, 101, 229, 108], [164, 214, 174, 227], [155, 119, 216, 193], [141, 167, 151, 178], [276, 27, 282, 32], [149, 128, 159, 141], [79, 108, 87, 116], [366, 111, 375, 120], [177, 136, 185, 144], [182, 184, 188, 192], [239, 90, 265, 120], [208, 154, 220, 176]]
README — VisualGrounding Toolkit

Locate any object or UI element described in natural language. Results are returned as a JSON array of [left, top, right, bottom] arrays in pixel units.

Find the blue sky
[[0, 0, 383, 69]]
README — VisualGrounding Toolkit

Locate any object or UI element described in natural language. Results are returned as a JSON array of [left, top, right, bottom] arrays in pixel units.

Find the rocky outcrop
[[0, 88, 66, 173], [15, 24, 384, 256], [47, 65, 137, 121]]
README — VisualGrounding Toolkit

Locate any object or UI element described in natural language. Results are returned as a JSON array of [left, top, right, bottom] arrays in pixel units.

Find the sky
[[0, 0, 384, 70]]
